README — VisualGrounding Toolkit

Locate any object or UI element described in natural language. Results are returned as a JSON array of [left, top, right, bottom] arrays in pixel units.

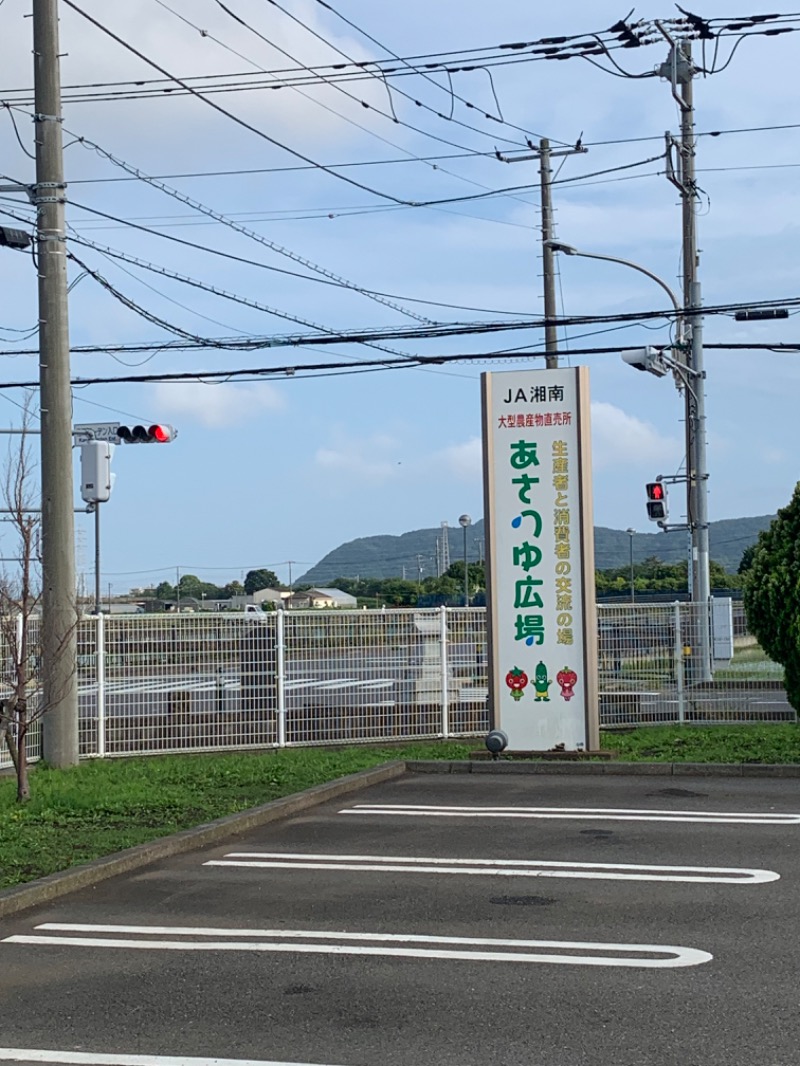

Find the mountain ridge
[[298, 514, 774, 584]]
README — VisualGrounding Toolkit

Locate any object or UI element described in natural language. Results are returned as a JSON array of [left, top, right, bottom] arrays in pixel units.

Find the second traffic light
[[117, 424, 177, 444], [646, 481, 668, 522]]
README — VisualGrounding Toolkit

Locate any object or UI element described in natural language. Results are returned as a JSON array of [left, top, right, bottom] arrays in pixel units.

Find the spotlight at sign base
[[485, 730, 509, 754]]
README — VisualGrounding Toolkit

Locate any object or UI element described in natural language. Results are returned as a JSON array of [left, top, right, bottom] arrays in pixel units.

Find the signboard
[[73, 422, 120, 443], [481, 367, 598, 751]]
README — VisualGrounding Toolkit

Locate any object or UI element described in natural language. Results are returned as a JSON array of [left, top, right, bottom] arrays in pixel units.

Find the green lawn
[[601, 724, 800, 763], [0, 743, 471, 890], [3, 727, 800, 891]]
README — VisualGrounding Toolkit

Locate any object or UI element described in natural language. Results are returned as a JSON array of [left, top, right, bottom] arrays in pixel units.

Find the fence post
[[439, 606, 450, 738], [674, 601, 685, 725], [276, 609, 286, 747], [95, 612, 106, 757]]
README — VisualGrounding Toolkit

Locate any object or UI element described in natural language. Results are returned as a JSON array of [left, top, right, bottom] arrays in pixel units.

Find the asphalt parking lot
[[1, 770, 800, 1066]]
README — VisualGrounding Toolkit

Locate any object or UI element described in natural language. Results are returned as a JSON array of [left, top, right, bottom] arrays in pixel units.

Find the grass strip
[[601, 724, 800, 763], [4, 726, 800, 889], [0, 742, 470, 890]]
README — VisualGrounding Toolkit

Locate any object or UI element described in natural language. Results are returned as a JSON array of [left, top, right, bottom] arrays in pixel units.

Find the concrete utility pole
[[660, 29, 711, 681], [497, 139, 587, 369], [34, 0, 79, 767], [539, 139, 559, 369]]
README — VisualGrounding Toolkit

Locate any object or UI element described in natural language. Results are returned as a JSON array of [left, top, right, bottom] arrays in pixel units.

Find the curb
[[405, 759, 800, 778], [5, 756, 800, 919], [0, 760, 406, 920]]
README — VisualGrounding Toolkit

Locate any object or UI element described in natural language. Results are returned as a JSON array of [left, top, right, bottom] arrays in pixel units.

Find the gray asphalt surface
[[2, 772, 799, 1065]]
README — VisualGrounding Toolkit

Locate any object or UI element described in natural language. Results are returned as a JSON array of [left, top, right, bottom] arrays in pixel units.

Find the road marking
[[340, 803, 800, 825], [203, 851, 778, 884], [0, 1051, 344, 1065], [3, 924, 711, 969]]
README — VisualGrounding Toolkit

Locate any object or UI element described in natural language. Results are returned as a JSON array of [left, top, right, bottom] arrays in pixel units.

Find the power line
[[2, 335, 800, 390], [207, 0, 530, 150], [153, 0, 532, 199], [0, 23, 653, 105], [215, 0, 545, 149], [60, 0, 420, 207], [62, 136, 437, 324], [304, 0, 558, 144]]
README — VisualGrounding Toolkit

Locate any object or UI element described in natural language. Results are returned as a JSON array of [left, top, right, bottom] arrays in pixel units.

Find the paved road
[[1, 771, 799, 1065]]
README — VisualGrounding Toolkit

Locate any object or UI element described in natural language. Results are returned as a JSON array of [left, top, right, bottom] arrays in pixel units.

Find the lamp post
[[547, 239, 711, 681], [545, 241, 683, 328], [626, 528, 636, 604], [459, 514, 472, 606]]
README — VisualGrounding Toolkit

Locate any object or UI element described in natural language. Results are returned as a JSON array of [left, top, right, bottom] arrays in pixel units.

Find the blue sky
[[0, 0, 798, 591]]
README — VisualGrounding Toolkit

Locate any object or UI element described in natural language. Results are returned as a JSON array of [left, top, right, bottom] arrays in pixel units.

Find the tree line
[[133, 557, 748, 608]]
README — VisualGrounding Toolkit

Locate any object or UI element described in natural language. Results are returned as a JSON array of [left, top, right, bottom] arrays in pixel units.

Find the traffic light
[[621, 347, 670, 377], [116, 424, 177, 444], [80, 442, 115, 504], [645, 481, 668, 522]]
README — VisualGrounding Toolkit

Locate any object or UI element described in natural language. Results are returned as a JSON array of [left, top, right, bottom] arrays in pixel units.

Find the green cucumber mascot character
[[533, 661, 551, 702]]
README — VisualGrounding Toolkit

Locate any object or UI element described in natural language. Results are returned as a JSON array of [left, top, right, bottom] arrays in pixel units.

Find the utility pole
[[34, 0, 78, 767], [660, 29, 711, 681], [539, 140, 559, 369], [498, 139, 587, 369]]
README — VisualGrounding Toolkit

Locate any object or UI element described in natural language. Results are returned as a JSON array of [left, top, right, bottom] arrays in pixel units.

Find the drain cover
[[490, 895, 556, 907], [648, 788, 708, 798]]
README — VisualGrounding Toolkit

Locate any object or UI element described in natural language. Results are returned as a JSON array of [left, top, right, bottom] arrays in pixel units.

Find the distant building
[[287, 587, 357, 610], [253, 588, 291, 607]]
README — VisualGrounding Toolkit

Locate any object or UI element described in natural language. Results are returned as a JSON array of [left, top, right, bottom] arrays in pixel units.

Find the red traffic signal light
[[645, 481, 668, 522], [117, 424, 177, 444]]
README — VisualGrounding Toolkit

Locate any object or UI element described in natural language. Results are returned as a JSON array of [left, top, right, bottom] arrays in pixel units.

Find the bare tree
[[0, 399, 77, 801]]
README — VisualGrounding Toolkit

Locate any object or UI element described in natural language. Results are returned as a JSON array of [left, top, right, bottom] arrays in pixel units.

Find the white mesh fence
[[598, 601, 793, 727], [0, 601, 793, 769]]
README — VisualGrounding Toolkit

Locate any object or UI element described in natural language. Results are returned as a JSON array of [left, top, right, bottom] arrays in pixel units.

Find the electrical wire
[[60, 0, 428, 207], [207, 0, 531, 150], [1, 103, 35, 159], [66, 136, 437, 325], [153, 0, 533, 205], [59, 203, 540, 317], [225, 0, 548, 148], [303, 0, 565, 145], [3, 334, 800, 390]]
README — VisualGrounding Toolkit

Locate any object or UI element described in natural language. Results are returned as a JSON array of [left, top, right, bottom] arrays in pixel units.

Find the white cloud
[[0, 0, 385, 158], [436, 436, 483, 480], [150, 380, 284, 427], [591, 401, 680, 470], [314, 431, 403, 485]]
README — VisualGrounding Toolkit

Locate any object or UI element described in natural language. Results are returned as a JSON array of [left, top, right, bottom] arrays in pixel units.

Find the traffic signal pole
[[34, 0, 79, 766]]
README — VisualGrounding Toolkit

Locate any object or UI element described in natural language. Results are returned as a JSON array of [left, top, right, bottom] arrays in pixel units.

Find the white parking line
[[0, 1052, 344, 1066], [3, 924, 712, 968], [203, 851, 778, 884], [340, 804, 800, 825]]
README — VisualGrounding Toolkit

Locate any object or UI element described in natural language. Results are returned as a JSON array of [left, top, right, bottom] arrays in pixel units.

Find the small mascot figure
[[505, 667, 529, 702], [533, 661, 551, 702], [556, 666, 578, 701]]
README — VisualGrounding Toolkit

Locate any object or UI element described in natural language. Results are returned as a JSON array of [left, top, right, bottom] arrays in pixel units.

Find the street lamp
[[545, 241, 683, 329], [0, 226, 32, 250], [547, 238, 711, 681], [626, 528, 636, 604], [459, 514, 472, 606]]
